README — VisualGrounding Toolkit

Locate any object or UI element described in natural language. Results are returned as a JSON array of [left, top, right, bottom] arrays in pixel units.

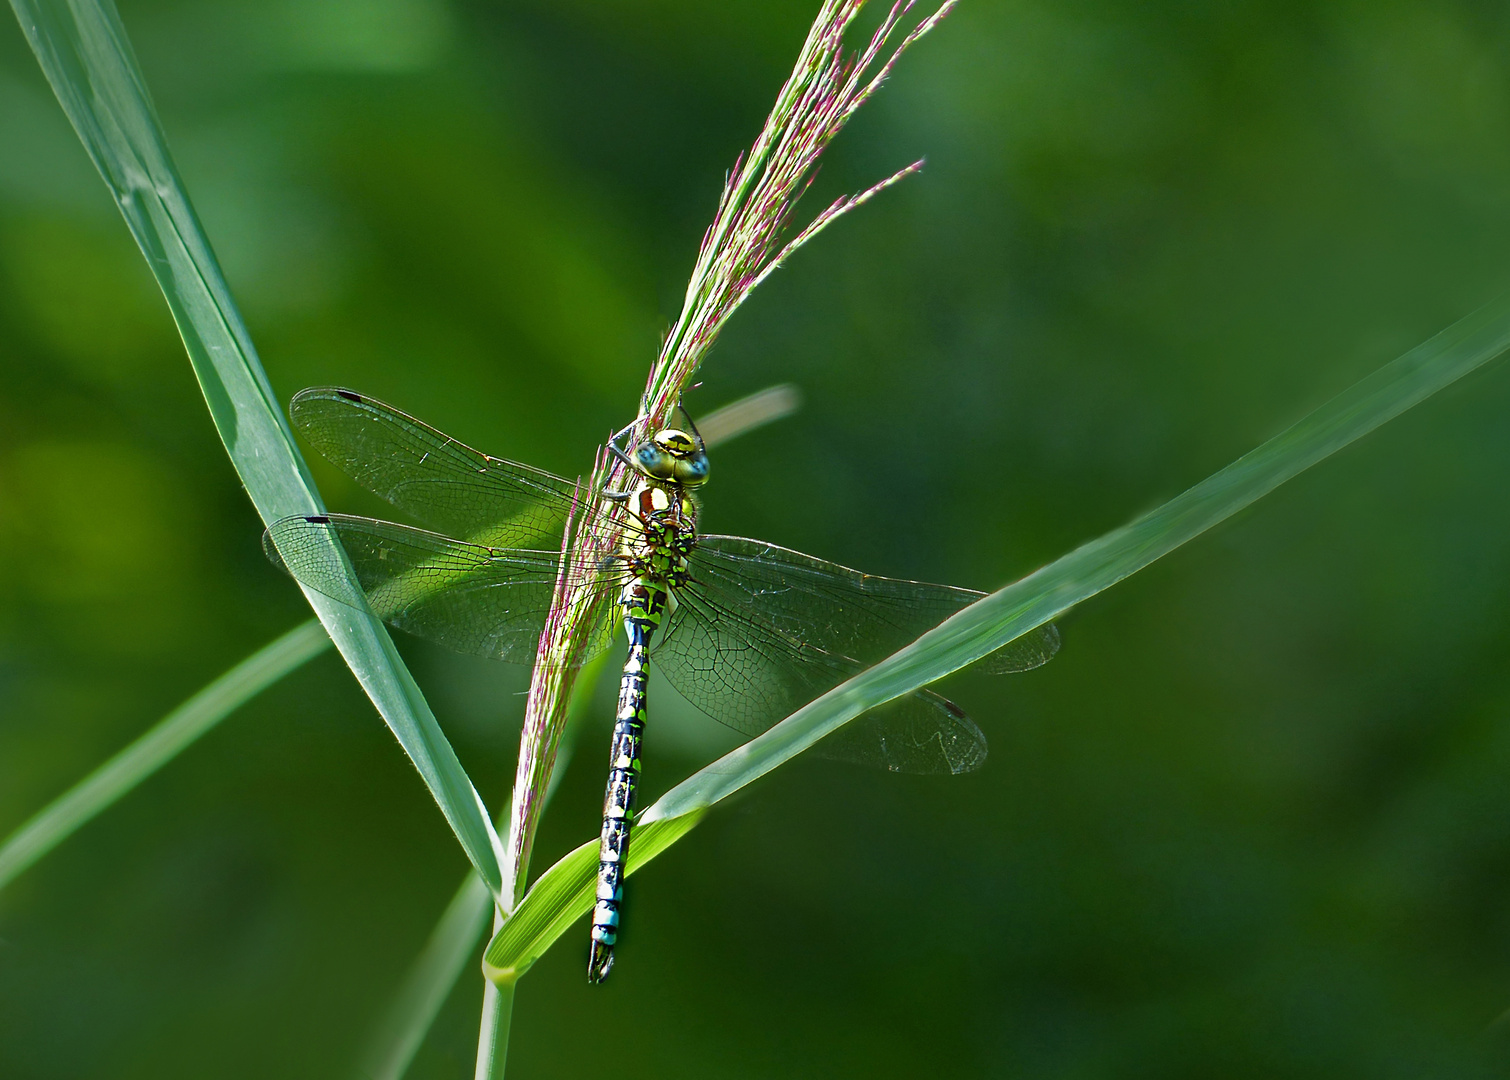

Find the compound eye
[[675, 453, 710, 485], [633, 441, 676, 479]]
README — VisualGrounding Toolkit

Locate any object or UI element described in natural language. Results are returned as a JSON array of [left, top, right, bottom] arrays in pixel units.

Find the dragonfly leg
[[676, 397, 706, 447], [607, 419, 639, 446], [607, 440, 638, 472], [604, 422, 644, 500]]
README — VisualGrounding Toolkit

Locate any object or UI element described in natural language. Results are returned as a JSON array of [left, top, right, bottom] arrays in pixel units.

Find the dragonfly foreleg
[[605, 419, 646, 473], [606, 442, 639, 473]]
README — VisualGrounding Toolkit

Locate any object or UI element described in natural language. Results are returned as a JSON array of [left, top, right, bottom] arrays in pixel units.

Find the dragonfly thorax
[[620, 479, 696, 589]]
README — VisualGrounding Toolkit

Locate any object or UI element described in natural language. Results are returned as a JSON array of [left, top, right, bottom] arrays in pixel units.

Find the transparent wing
[[687, 536, 1059, 673], [831, 692, 990, 775], [264, 514, 618, 664], [290, 388, 580, 546], [654, 579, 988, 773], [650, 536, 1059, 774]]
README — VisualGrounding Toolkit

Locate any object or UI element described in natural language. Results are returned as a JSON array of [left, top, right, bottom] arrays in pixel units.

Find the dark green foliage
[[3, 1, 1510, 1078]]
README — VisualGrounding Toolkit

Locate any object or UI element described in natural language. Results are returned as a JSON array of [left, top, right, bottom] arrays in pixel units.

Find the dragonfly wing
[[290, 388, 580, 546], [264, 514, 616, 664], [650, 535, 1060, 774], [689, 536, 1060, 674], [652, 586, 988, 774], [653, 582, 840, 739], [821, 690, 988, 774]]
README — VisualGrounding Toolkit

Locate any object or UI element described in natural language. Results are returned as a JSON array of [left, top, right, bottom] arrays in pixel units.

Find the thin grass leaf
[[11, 0, 506, 898], [359, 648, 611, 1080], [691, 383, 802, 448], [0, 620, 330, 893], [482, 295, 1510, 982], [358, 874, 494, 1080]]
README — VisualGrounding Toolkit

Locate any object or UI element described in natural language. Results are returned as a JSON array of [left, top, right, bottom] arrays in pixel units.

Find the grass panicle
[[646, 0, 956, 418], [500, 481, 590, 900], [493, 0, 953, 966]]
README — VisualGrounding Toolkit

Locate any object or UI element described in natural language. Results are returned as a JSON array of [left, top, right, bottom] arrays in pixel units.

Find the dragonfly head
[[634, 427, 710, 487]]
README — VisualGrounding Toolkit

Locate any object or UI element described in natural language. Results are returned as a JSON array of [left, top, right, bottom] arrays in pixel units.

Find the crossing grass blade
[[0, 620, 331, 893], [10, 0, 506, 899], [482, 295, 1510, 982], [482, 812, 706, 985], [694, 384, 801, 447]]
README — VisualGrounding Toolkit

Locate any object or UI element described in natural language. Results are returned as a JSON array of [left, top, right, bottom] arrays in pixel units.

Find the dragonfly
[[263, 388, 1060, 982]]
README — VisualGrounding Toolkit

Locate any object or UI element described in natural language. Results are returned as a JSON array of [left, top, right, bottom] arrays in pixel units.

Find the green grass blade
[[482, 296, 1510, 982], [358, 874, 495, 1080], [695, 383, 802, 447], [10, 0, 506, 898], [0, 620, 330, 893], [646, 300, 1510, 820], [482, 811, 705, 985], [361, 649, 610, 1080]]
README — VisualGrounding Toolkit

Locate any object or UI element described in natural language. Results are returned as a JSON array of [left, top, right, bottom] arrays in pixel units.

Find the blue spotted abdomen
[[587, 577, 671, 983]]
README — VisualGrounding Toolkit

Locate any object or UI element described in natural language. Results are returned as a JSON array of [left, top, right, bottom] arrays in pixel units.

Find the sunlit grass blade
[[11, 0, 505, 898], [482, 295, 1510, 982], [694, 383, 801, 447], [482, 812, 705, 984], [0, 620, 330, 893]]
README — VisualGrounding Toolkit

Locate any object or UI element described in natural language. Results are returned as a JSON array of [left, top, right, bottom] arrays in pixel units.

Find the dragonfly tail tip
[[587, 941, 616, 984]]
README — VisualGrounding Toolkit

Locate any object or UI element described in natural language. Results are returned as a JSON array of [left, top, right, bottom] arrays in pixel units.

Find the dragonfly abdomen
[[588, 576, 672, 983]]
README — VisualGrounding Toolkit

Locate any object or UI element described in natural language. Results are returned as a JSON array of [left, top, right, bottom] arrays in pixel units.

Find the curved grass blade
[[10, 0, 505, 898], [694, 384, 801, 447], [0, 620, 330, 893], [482, 811, 705, 985], [483, 295, 1510, 982]]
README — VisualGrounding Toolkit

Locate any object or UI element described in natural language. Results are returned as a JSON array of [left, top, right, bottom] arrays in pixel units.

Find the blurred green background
[[4, 0, 1510, 1076]]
